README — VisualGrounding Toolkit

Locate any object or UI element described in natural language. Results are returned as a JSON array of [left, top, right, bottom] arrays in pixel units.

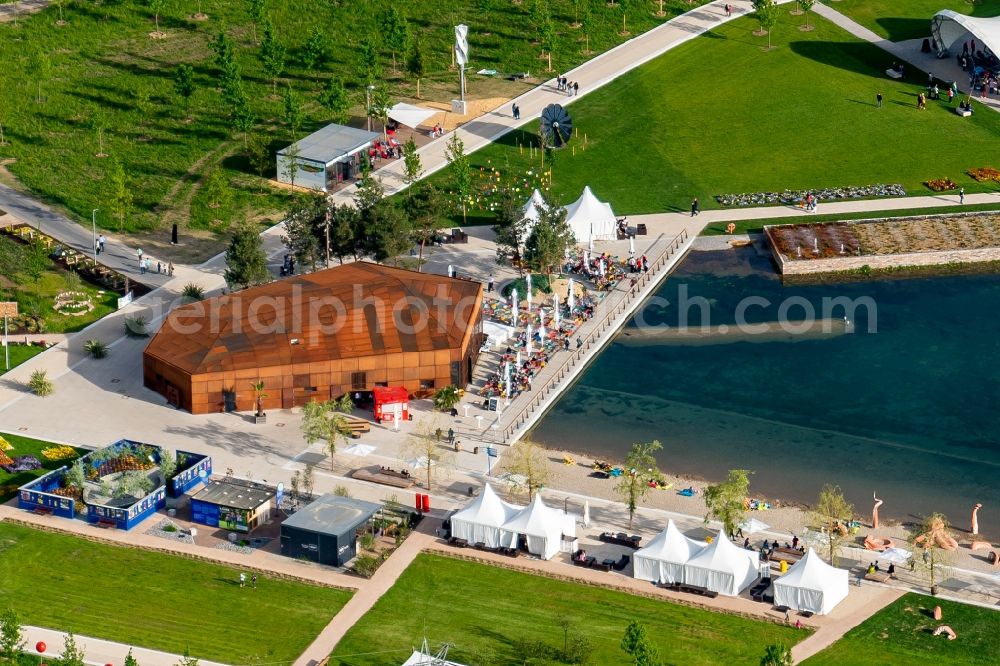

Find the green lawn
[[0, 522, 351, 663], [1, 343, 45, 374], [0, 0, 704, 243], [0, 433, 86, 502], [833, 0, 1000, 42], [446, 12, 1000, 218], [0, 235, 118, 333], [330, 553, 804, 666], [804, 593, 1000, 665]]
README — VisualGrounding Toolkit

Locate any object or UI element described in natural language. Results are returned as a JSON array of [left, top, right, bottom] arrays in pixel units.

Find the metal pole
[[4, 316, 8, 371], [366, 87, 371, 132], [91, 209, 99, 262], [460, 66, 466, 102]]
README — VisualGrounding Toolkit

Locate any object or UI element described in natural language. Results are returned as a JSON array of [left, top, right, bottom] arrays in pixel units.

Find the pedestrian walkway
[[292, 519, 441, 666], [790, 586, 904, 663], [812, 2, 1000, 113], [21, 625, 231, 666]]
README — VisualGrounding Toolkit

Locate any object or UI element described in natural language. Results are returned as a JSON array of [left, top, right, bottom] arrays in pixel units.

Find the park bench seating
[[32, 506, 54, 516], [96, 518, 116, 529], [864, 570, 891, 583], [769, 547, 804, 565], [350, 467, 416, 488], [599, 532, 642, 549]]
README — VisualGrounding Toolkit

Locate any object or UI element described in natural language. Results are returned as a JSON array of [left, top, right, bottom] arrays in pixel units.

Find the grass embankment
[[0, 522, 351, 664], [0, 344, 45, 374], [330, 553, 804, 665], [0, 433, 86, 502], [804, 592, 1000, 665], [449, 13, 1000, 218], [0, 1, 703, 246], [832, 0, 1000, 42]]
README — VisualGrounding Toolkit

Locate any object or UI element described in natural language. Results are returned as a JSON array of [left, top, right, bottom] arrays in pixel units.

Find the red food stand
[[373, 386, 409, 423]]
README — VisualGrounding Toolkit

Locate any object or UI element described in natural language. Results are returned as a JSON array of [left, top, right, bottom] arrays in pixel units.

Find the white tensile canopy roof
[[683, 529, 760, 596], [500, 493, 576, 560], [564, 186, 617, 242], [932, 10, 1000, 57], [388, 102, 438, 129], [401, 649, 465, 666], [449, 484, 522, 549], [520, 189, 546, 249], [773, 548, 850, 615], [633, 519, 706, 584]]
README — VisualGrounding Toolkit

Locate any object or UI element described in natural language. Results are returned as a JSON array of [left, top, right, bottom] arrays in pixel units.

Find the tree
[[357, 34, 382, 85], [175, 649, 199, 666], [402, 419, 453, 491], [245, 0, 266, 45], [29, 49, 51, 104], [580, 3, 595, 53], [445, 133, 472, 225], [281, 195, 323, 269], [493, 183, 530, 271], [909, 512, 956, 595], [328, 203, 363, 263], [319, 77, 351, 124], [540, 16, 556, 71], [401, 137, 423, 192], [301, 26, 326, 72], [260, 18, 287, 95], [158, 448, 177, 483], [302, 463, 315, 499], [24, 239, 49, 284], [620, 620, 662, 666], [282, 86, 305, 139], [147, 0, 165, 34], [381, 7, 409, 75], [124, 648, 140, 666], [406, 37, 425, 98], [407, 182, 444, 270], [616, 440, 664, 528], [231, 96, 256, 149], [109, 157, 133, 232], [367, 202, 412, 264], [811, 484, 854, 565], [203, 167, 233, 213], [60, 633, 86, 666], [502, 439, 550, 501], [755, 0, 779, 49], [246, 132, 271, 184], [174, 63, 196, 109], [0, 609, 25, 664], [798, 0, 815, 29], [523, 203, 573, 281], [301, 400, 352, 468], [367, 85, 392, 136], [224, 221, 270, 289], [760, 643, 793, 666], [704, 469, 753, 537]]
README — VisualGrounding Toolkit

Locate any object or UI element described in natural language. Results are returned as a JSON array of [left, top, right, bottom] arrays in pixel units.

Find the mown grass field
[[0, 522, 352, 664], [330, 553, 804, 666], [833, 0, 1000, 42], [447, 12, 1000, 217], [0, 343, 45, 374]]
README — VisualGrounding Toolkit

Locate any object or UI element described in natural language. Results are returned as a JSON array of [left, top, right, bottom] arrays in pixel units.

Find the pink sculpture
[[972, 503, 983, 536], [872, 491, 883, 529], [932, 625, 956, 640]]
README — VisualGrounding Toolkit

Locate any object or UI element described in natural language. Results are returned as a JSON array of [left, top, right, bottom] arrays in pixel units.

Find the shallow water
[[532, 248, 1000, 536]]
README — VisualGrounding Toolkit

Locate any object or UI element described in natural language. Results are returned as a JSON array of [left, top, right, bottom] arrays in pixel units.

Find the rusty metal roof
[[144, 263, 483, 375]]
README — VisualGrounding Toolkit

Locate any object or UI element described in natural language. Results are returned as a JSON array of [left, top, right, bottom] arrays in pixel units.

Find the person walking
[[139, 257, 146, 275], [98, 235, 107, 253], [726, 3, 732, 17], [251, 574, 257, 589], [876, 92, 883, 108], [168, 262, 175, 276], [511, 103, 517, 119], [960, 187, 965, 204], [690, 198, 700, 216], [947, 87, 954, 104], [239, 572, 246, 588], [487, 273, 494, 293], [573, 81, 579, 96]]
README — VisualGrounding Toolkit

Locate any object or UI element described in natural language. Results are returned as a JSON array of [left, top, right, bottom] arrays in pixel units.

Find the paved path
[[22, 625, 230, 666], [292, 519, 441, 666], [0, 0, 49, 23], [790, 586, 904, 663], [813, 2, 1000, 113]]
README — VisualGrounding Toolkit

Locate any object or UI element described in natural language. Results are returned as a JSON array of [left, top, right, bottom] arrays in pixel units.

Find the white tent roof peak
[[388, 102, 438, 129], [452, 483, 520, 528], [633, 519, 706, 584], [773, 547, 850, 615], [523, 189, 546, 223], [932, 10, 1000, 59], [564, 186, 617, 242]]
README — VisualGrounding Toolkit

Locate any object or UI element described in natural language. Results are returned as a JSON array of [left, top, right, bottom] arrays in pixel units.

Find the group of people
[[280, 254, 297, 277], [866, 560, 897, 576], [556, 76, 580, 97], [430, 123, 446, 138], [135, 248, 173, 276]]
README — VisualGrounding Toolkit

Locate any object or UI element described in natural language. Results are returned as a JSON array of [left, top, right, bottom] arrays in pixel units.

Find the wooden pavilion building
[[142, 263, 484, 414]]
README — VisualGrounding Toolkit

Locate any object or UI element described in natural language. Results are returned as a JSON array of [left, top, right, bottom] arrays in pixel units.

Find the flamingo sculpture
[[872, 491, 883, 530], [972, 503, 983, 536]]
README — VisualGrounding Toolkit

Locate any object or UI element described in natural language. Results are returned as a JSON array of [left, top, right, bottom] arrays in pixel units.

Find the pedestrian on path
[[960, 187, 965, 204], [574, 81, 579, 96], [487, 273, 494, 292], [690, 198, 700, 216], [98, 235, 106, 253], [139, 257, 146, 275], [947, 87, 954, 104], [239, 572, 246, 588], [725, 4, 732, 18], [251, 574, 257, 589], [168, 262, 175, 276], [876, 92, 883, 108]]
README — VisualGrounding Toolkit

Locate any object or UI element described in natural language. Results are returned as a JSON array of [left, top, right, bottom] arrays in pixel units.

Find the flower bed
[[41, 445, 79, 461], [925, 178, 958, 192], [715, 183, 905, 206], [0, 450, 13, 467], [0, 436, 12, 451], [1, 455, 42, 473], [92, 453, 154, 479], [967, 167, 1000, 182], [52, 290, 95, 316]]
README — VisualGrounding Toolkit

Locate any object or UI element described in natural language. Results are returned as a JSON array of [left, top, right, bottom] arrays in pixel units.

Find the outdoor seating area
[[572, 549, 630, 572], [351, 466, 416, 488], [599, 531, 643, 549]]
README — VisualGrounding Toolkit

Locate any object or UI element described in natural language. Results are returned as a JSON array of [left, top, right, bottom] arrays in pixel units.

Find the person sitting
[[575, 549, 588, 562], [743, 537, 751, 550], [887, 563, 896, 576], [866, 563, 876, 575], [762, 539, 770, 551], [873, 561, 881, 572]]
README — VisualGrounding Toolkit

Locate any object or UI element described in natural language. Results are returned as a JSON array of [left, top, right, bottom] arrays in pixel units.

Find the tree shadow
[[875, 18, 930, 43], [788, 40, 903, 80]]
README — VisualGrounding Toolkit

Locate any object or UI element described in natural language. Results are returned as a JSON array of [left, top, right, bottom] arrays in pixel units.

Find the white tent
[[450, 484, 522, 549], [564, 186, 617, 243], [633, 519, 706, 584], [773, 548, 850, 615], [483, 320, 515, 348], [683, 529, 760, 596], [932, 11, 1000, 58], [388, 102, 437, 129], [500, 493, 576, 560], [521, 189, 546, 243]]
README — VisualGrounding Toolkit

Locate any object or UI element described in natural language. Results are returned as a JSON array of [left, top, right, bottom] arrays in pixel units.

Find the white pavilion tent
[[388, 102, 438, 129], [683, 529, 760, 596], [564, 186, 617, 243], [633, 519, 706, 584], [521, 188, 546, 242], [449, 484, 522, 549], [773, 548, 850, 615], [932, 11, 1000, 58], [500, 493, 576, 560]]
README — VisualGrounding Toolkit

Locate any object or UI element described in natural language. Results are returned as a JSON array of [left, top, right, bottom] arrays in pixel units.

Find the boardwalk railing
[[491, 228, 690, 444]]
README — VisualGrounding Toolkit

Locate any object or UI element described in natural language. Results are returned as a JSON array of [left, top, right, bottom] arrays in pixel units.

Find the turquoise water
[[532, 248, 1000, 534]]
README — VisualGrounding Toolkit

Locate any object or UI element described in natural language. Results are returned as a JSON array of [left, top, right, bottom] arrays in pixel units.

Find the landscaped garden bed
[[0, 433, 85, 502]]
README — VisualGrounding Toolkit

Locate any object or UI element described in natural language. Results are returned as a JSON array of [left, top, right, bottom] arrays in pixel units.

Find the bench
[[350, 468, 416, 488], [769, 548, 804, 565], [955, 106, 972, 117], [450, 537, 469, 548], [96, 518, 117, 529], [32, 506, 54, 516], [678, 584, 719, 598], [591, 561, 612, 572], [599, 532, 642, 549], [886, 68, 903, 79], [864, 571, 891, 583]]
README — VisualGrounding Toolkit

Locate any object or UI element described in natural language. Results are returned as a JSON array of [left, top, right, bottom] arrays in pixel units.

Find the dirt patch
[[421, 97, 515, 131]]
